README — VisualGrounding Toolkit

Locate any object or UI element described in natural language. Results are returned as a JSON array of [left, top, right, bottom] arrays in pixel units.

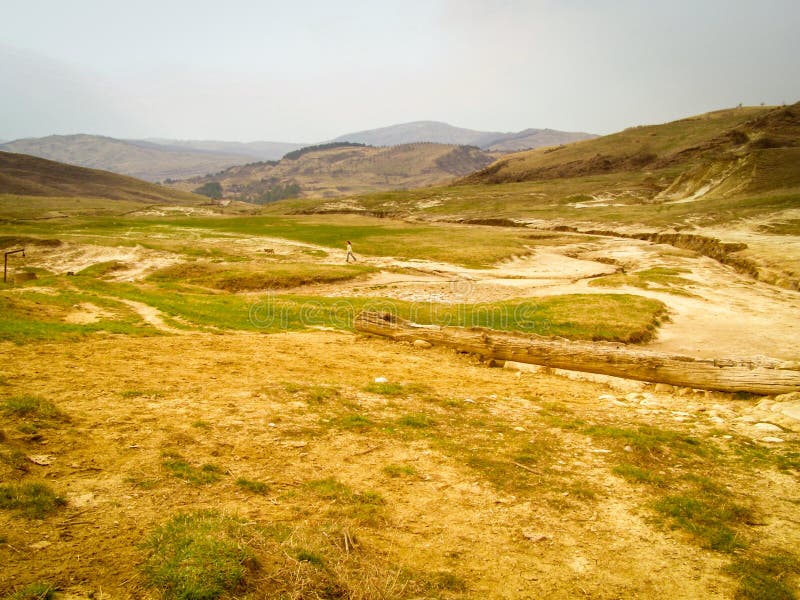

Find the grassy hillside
[[0, 135, 249, 182], [169, 142, 497, 201], [0, 151, 203, 206], [271, 104, 799, 225], [458, 104, 800, 203]]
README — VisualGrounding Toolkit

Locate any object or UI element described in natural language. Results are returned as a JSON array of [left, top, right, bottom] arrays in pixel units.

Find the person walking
[[345, 240, 357, 263]]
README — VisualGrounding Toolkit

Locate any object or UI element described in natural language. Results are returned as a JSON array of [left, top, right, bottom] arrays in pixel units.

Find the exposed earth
[[2, 226, 799, 599]]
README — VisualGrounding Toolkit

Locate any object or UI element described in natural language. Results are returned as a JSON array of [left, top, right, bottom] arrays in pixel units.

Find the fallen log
[[354, 311, 800, 395]]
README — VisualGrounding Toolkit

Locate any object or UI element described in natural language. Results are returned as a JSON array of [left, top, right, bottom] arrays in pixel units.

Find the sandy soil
[[2, 332, 798, 598]]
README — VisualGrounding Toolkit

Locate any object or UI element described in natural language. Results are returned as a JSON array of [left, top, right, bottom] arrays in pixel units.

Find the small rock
[[374, 376, 388, 383], [623, 445, 633, 453], [598, 394, 617, 402], [513, 426, 526, 432], [709, 416, 725, 425], [268, 422, 277, 428], [522, 529, 549, 542], [753, 422, 782, 433], [626, 392, 643, 402], [29, 541, 52, 550], [761, 436, 785, 443], [27, 455, 54, 466], [654, 383, 674, 393], [611, 400, 627, 407], [464, 398, 475, 404], [413, 339, 433, 349]]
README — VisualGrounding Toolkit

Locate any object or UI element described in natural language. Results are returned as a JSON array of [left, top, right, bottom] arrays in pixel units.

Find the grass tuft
[[382, 463, 417, 478], [727, 551, 800, 600], [235, 478, 269, 495], [1, 396, 65, 420], [2, 582, 57, 600], [140, 510, 256, 600], [0, 482, 67, 519], [162, 456, 224, 485]]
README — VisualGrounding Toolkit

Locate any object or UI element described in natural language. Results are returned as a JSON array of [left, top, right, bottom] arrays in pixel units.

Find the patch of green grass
[[1, 396, 64, 420], [382, 463, 418, 478], [0, 447, 28, 471], [192, 420, 211, 429], [148, 261, 376, 291], [162, 456, 224, 485], [76, 260, 128, 278], [397, 413, 434, 429], [140, 510, 256, 600], [296, 550, 325, 567], [0, 288, 153, 344], [652, 480, 752, 553], [305, 385, 339, 404], [235, 478, 269, 495], [306, 477, 354, 501], [613, 463, 668, 486], [0, 481, 66, 518], [730, 436, 800, 472], [334, 413, 374, 431], [1, 582, 57, 600], [583, 424, 709, 466], [727, 551, 800, 600], [305, 477, 385, 525], [364, 382, 406, 396]]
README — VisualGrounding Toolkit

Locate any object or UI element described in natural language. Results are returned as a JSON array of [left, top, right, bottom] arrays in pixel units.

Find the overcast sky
[[1, 0, 799, 142]]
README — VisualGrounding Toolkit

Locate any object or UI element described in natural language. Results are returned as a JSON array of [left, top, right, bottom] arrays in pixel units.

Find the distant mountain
[[140, 139, 306, 161], [167, 142, 495, 201], [332, 121, 596, 150], [0, 150, 201, 204], [0, 135, 250, 182]]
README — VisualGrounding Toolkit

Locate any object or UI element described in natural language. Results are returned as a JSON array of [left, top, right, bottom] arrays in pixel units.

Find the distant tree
[[193, 181, 223, 199]]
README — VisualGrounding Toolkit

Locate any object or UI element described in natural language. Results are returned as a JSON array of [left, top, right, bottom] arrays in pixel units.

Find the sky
[[1, 0, 799, 143]]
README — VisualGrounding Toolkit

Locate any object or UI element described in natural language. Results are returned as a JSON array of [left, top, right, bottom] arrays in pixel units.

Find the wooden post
[[354, 311, 800, 395], [3, 248, 25, 283]]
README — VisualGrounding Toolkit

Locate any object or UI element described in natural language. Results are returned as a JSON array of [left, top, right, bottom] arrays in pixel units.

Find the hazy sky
[[1, 0, 799, 142]]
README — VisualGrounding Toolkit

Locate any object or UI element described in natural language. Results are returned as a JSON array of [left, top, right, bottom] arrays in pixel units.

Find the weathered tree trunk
[[354, 311, 800, 395]]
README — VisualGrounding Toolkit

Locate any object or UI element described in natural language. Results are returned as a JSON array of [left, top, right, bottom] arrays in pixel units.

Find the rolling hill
[[460, 103, 800, 199], [332, 120, 596, 150], [0, 135, 250, 182], [0, 150, 202, 204], [170, 142, 497, 201]]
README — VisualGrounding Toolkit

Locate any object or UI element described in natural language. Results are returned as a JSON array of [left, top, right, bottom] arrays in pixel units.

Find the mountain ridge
[[1, 121, 595, 183], [332, 120, 596, 150]]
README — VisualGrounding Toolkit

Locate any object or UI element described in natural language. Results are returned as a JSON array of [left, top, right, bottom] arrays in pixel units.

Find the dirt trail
[[114, 298, 195, 335]]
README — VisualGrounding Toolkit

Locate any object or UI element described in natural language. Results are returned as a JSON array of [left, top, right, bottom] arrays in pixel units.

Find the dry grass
[[1, 331, 797, 598]]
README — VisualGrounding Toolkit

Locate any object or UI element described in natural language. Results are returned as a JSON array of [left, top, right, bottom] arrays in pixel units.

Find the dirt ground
[[2, 331, 799, 598], [2, 227, 800, 598]]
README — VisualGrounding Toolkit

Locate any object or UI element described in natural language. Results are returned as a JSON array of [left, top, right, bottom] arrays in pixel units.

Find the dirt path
[[114, 298, 195, 335]]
